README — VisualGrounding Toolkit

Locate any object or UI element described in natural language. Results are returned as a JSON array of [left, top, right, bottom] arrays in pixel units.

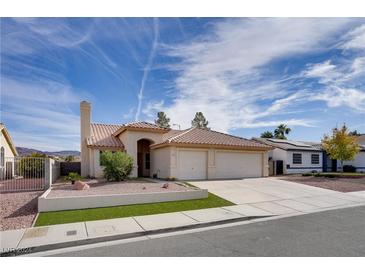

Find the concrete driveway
[[188, 177, 365, 215]]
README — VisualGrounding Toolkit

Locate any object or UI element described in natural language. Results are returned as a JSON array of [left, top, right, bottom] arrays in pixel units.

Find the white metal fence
[[0, 157, 59, 192]]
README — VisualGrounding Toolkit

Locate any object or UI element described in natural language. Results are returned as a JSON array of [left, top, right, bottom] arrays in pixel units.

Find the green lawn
[[35, 193, 234, 227]]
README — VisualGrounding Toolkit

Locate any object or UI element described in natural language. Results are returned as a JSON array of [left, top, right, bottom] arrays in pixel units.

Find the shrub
[[313, 173, 337, 178], [302, 173, 313, 176], [100, 151, 133, 181], [325, 174, 336, 178], [65, 172, 82, 184], [343, 165, 356, 173], [17, 154, 47, 178]]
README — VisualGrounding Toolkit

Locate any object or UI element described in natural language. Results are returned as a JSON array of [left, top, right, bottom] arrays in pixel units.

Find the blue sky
[[1, 18, 365, 151]]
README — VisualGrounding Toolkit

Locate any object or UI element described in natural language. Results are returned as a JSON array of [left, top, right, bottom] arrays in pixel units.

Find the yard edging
[[38, 188, 208, 212]]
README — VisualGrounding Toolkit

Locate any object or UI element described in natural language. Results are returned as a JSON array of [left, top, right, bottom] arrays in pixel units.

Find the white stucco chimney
[[80, 101, 91, 177]]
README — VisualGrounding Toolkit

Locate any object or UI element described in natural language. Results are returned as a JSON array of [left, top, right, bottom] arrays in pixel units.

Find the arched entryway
[[137, 139, 152, 177]]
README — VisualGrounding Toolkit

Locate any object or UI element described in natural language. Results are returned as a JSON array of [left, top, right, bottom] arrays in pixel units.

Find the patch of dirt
[[278, 175, 365, 192], [0, 190, 43, 231], [48, 179, 192, 198]]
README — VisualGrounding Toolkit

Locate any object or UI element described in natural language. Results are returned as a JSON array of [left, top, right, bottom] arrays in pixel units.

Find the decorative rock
[[162, 183, 169, 189], [73, 181, 90, 190]]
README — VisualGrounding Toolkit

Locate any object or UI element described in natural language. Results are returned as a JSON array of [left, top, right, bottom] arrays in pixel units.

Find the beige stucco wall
[[88, 149, 104, 178], [80, 101, 91, 177], [0, 131, 16, 158], [0, 130, 17, 179], [118, 130, 164, 177], [151, 146, 171, 178], [152, 146, 269, 180]]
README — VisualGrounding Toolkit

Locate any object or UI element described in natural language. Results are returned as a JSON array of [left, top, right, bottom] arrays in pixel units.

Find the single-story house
[[80, 101, 272, 180], [254, 137, 365, 174], [253, 138, 323, 174], [0, 123, 18, 179], [333, 134, 365, 172]]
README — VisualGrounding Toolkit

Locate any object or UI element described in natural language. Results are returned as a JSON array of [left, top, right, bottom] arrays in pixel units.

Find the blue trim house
[[254, 137, 365, 174]]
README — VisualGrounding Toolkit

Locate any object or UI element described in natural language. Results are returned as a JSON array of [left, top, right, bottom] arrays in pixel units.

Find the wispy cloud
[[2, 18, 365, 149], [313, 87, 365, 111], [339, 24, 365, 50], [1, 77, 86, 150], [150, 18, 353, 132], [302, 24, 365, 112], [135, 18, 159, 121]]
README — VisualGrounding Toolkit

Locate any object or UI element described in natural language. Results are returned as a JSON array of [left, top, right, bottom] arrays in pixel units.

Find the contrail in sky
[[135, 18, 159, 121]]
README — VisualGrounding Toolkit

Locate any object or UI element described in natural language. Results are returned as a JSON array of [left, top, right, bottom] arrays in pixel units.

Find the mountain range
[[16, 147, 80, 157]]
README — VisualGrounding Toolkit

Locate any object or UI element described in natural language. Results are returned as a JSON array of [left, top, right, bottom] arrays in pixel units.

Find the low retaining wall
[[38, 188, 208, 212]]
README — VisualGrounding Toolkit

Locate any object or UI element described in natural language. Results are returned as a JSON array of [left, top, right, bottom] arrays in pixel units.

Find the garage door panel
[[216, 152, 262, 179], [178, 150, 207, 180]]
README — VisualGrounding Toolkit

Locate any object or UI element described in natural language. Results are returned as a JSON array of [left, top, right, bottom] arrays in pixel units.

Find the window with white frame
[[292, 153, 302, 164]]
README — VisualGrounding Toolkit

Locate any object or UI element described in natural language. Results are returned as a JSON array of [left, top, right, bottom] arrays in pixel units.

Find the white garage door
[[216, 151, 262, 179], [178, 150, 207, 180]]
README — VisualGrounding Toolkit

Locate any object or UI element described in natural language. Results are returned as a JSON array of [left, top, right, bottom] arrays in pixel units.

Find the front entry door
[[137, 152, 143, 177], [331, 159, 337, 172], [276, 160, 284, 175]]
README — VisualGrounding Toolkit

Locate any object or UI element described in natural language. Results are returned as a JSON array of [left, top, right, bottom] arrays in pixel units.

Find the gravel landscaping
[[278, 175, 365, 192], [0, 190, 43, 231], [48, 179, 193, 198]]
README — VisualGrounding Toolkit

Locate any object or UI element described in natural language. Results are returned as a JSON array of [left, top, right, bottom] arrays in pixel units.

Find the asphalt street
[[51, 205, 365, 256]]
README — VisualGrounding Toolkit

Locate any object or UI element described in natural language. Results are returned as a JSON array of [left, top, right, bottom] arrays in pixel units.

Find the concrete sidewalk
[[2, 194, 365, 256], [1, 206, 272, 255]]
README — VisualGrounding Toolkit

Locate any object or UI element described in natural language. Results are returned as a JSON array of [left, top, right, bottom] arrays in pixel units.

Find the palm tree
[[260, 131, 274, 138], [274, 124, 291, 139]]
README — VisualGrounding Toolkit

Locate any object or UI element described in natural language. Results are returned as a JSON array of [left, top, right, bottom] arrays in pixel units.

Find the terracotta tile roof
[[153, 128, 271, 150], [161, 129, 186, 141], [124, 121, 166, 130], [113, 121, 169, 136], [87, 123, 124, 149]]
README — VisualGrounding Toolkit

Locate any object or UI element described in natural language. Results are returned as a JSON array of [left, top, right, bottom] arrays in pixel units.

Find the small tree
[[100, 151, 133, 181], [65, 172, 82, 184], [322, 125, 360, 172], [191, 112, 209, 129], [64, 155, 74, 162], [260, 131, 274, 138], [155, 112, 170, 129], [274, 124, 291, 139]]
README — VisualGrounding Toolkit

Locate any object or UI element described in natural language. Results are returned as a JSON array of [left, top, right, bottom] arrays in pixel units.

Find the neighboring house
[[253, 138, 323, 175], [80, 101, 272, 180], [334, 135, 365, 172], [0, 123, 18, 179], [254, 137, 365, 174]]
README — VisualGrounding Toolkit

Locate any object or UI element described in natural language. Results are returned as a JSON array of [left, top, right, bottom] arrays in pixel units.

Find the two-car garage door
[[215, 151, 262, 179], [178, 150, 262, 180]]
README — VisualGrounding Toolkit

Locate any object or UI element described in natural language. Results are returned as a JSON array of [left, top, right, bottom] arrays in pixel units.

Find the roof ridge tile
[[167, 127, 195, 143]]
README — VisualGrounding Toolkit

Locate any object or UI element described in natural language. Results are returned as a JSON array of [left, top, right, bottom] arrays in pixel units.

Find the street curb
[[0, 215, 271, 257]]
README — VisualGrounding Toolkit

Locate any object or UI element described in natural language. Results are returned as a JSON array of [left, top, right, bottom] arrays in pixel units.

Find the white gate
[[0, 156, 46, 192]]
